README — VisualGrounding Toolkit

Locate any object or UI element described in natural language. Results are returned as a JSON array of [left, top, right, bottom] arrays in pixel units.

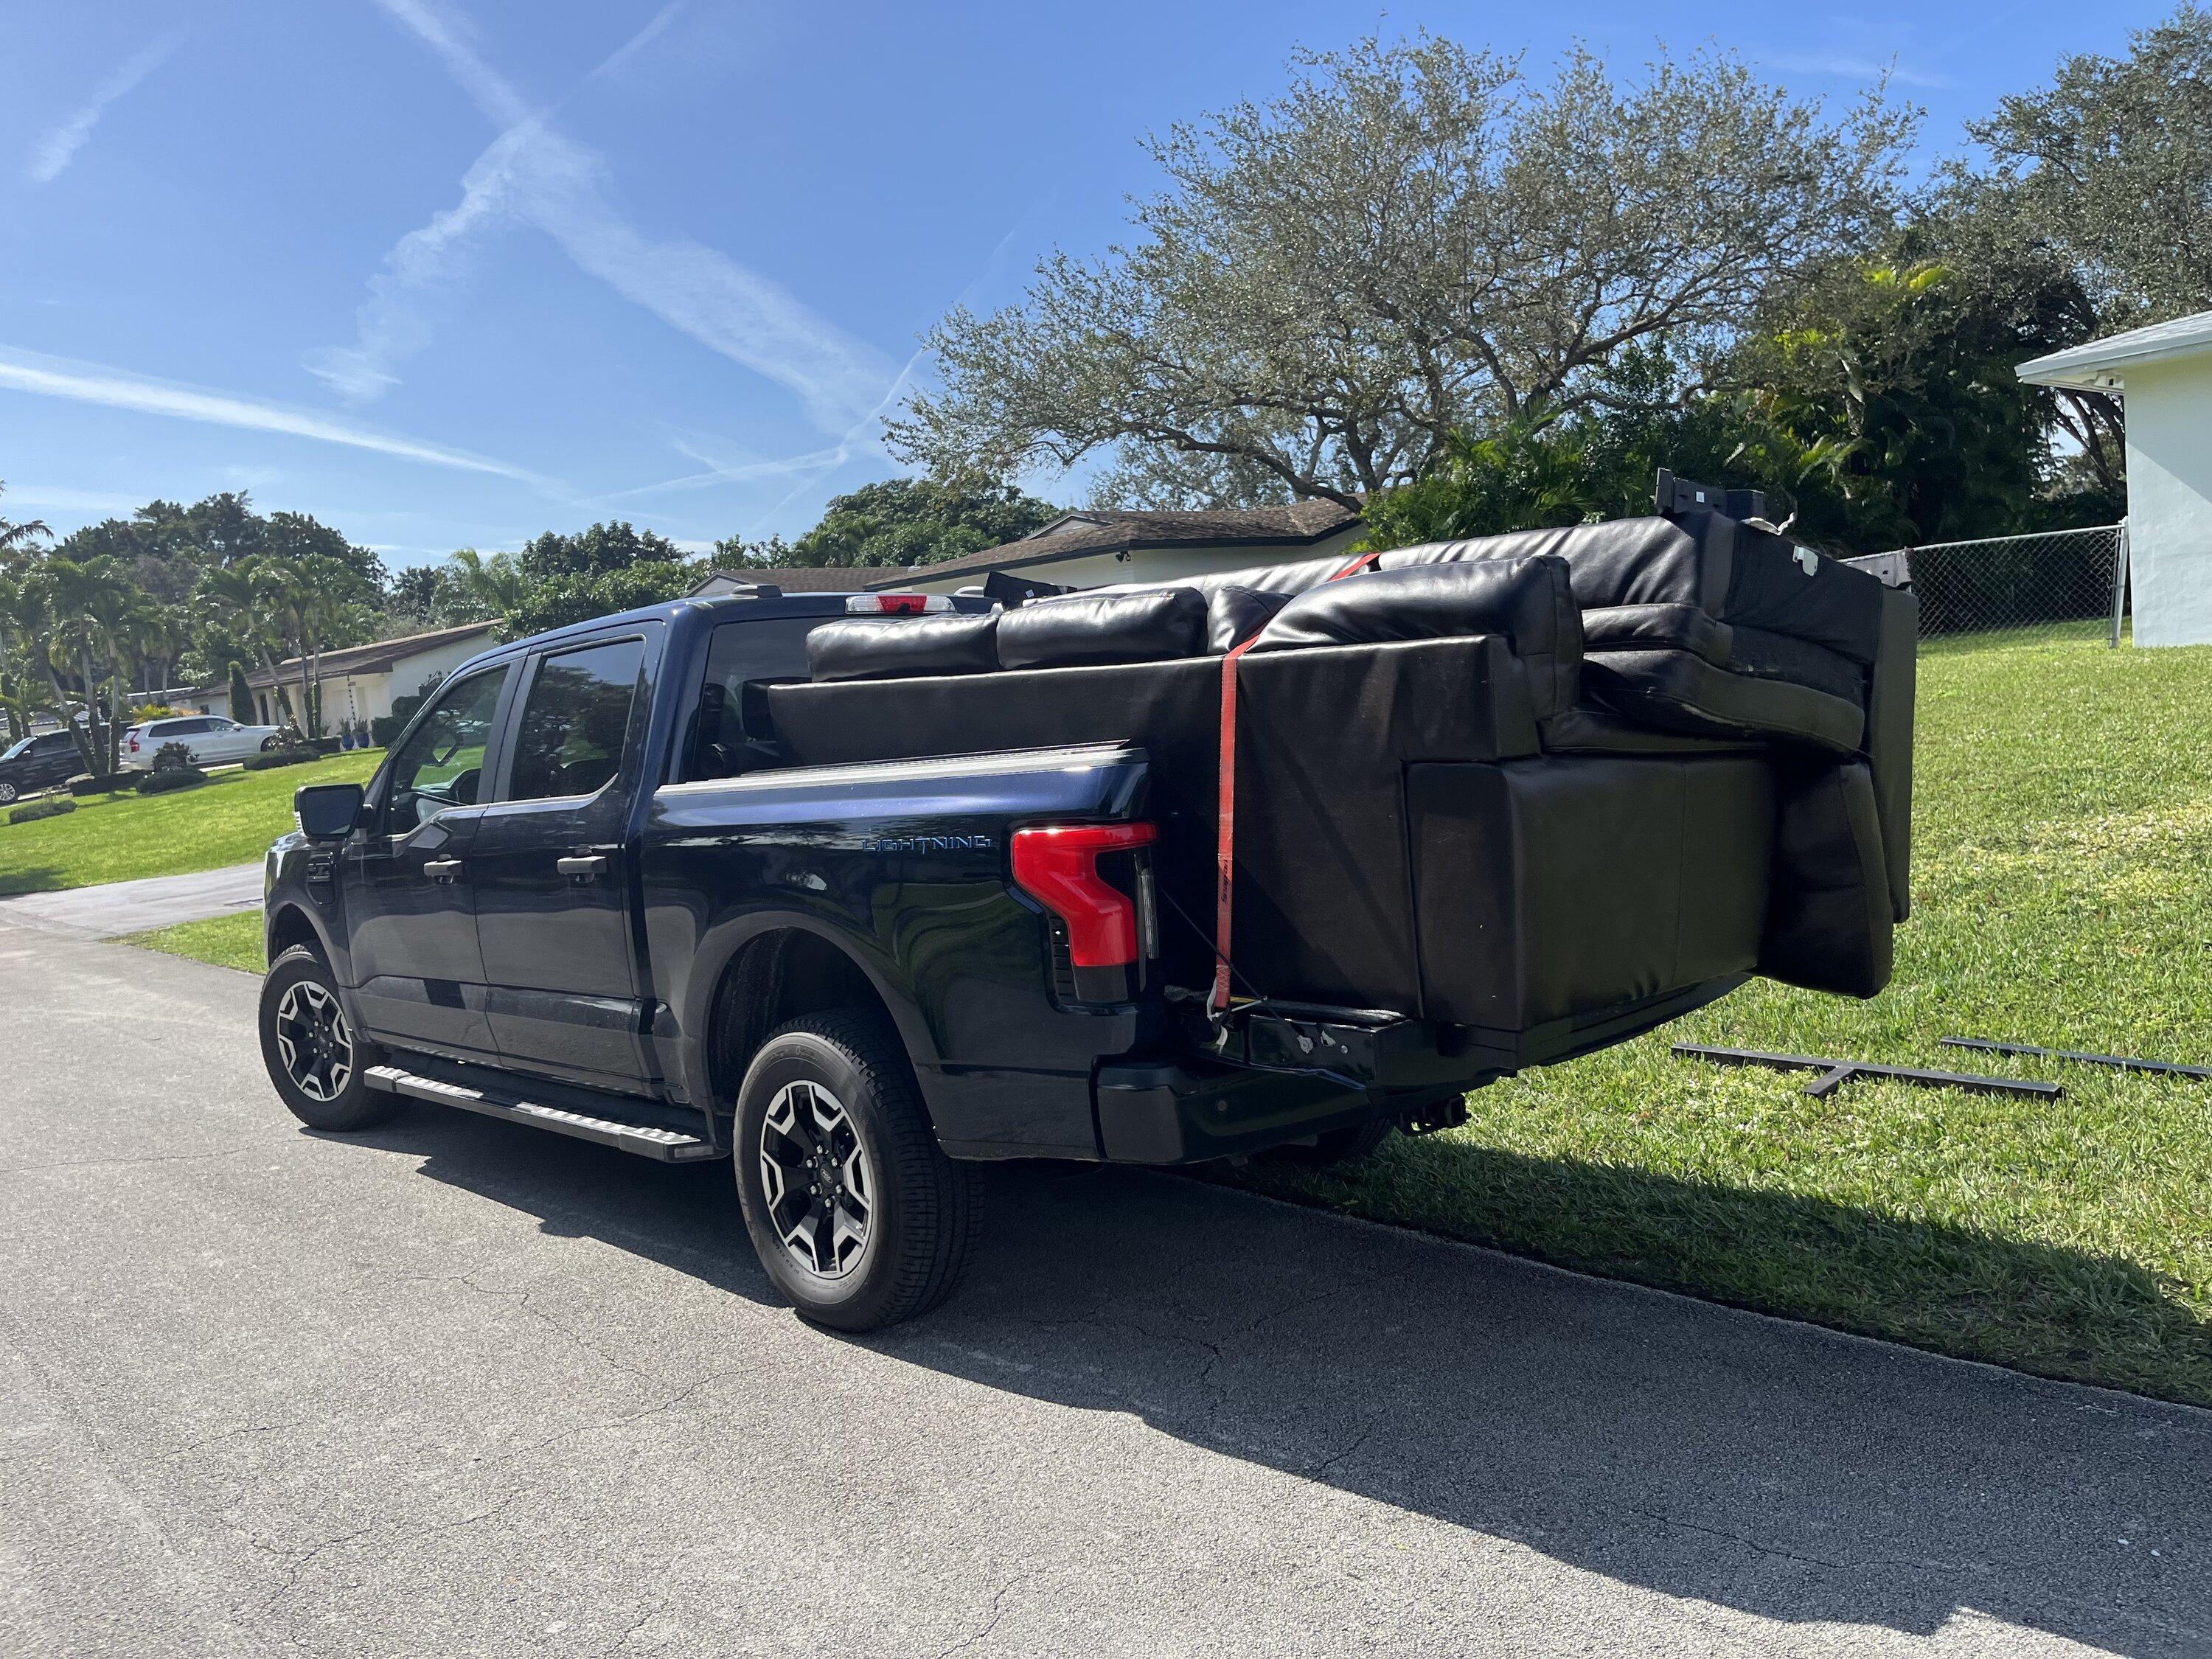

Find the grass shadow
[[1237, 1136, 2212, 1408]]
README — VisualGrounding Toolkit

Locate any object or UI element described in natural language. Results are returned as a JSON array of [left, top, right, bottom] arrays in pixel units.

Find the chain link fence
[[1853, 524, 2129, 652]]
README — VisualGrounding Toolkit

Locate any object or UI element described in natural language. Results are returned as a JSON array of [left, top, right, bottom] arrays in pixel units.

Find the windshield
[[0, 737, 29, 762]]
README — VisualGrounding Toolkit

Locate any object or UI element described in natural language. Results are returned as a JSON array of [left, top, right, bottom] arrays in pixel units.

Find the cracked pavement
[[3, 922, 2210, 1657]]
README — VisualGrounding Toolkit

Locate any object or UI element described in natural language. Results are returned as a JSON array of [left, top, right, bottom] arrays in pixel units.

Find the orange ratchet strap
[[1208, 549, 1380, 1015]]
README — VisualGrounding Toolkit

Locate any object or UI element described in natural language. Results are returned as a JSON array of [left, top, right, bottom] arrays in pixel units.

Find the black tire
[[259, 944, 394, 1132], [260, 734, 282, 751], [1254, 1116, 1394, 1170], [733, 1010, 980, 1332], [0, 781, 15, 805]]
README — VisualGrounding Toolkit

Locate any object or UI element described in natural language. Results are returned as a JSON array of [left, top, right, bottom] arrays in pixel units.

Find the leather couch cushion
[[1208, 585, 1289, 652], [1582, 648, 1865, 753], [1757, 759, 1893, 997], [807, 612, 999, 682], [996, 588, 1207, 670], [1582, 605, 1865, 703], [1252, 557, 1582, 718]]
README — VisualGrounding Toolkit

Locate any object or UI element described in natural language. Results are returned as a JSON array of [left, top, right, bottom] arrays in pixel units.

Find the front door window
[[384, 667, 509, 835]]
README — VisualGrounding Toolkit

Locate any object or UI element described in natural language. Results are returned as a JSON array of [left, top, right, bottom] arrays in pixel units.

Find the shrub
[[131, 704, 183, 722], [9, 797, 75, 825], [370, 713, 406, 746], [136, 768, 209, 795], [151, 740, 196, 776], [68, 773, 132, 797], [243, 748, 319, 771]]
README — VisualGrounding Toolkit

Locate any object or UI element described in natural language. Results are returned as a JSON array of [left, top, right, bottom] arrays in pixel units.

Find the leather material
[[1582, 603, 1733, 664], [1864, 585, 1917, 923], [1758, 759, 1893, 997], [1583, 648, 1865, 753], [1251, 557, 1582, 719], [995, 588, 1207, 670], [767, 636, 1539, 1000], [1538, 707, 1768, 756], [1727, 625, 1865, 703], [806, 613, 999, 682], [1379, 518, 1715, 611], [1207, 585, 1289, 653], [1581, 604, 1864, 706], [1231, 638, 1540, 1010], [1408, 757, 1774, 1028], [1713, 515, 1885, 665]]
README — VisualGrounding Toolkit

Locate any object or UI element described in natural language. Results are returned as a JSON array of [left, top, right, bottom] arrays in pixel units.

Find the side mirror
[[296, 782, 364, 841]]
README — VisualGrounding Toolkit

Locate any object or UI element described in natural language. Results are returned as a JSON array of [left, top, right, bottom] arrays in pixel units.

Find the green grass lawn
[[1246, 634, 2212, 1406], [122, 909, 266, 972], [0, 751, 382, 895]]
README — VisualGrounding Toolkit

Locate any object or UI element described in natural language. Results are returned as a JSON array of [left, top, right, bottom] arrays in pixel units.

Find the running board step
[[364, 1065, 723, 1162]]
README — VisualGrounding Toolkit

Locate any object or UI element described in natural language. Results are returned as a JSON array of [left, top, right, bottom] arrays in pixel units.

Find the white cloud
[[0, 346, 545, 483], [317, 0, 892, 434], [0, 484, 142, 517], [27, 36, 181, 184], [1759, 50, 1952, 90]]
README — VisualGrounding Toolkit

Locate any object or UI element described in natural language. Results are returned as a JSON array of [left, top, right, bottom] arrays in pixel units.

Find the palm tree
[[192, 561, 297, 728], [0, 482, 49, 571], [0, 571, 58, 745], [18, 557, 116, 775], [446, 547, 529, 622]]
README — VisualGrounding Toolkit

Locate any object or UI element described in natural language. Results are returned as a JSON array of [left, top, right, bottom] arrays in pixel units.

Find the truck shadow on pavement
[[344, 1105, 2212, 1658]]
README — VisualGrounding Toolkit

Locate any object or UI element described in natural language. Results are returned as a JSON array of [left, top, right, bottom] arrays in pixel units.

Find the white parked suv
[[122, 714, 287, 770]]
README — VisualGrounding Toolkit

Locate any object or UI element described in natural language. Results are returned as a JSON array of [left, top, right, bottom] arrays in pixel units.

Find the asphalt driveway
[[0, 859, 263, 936], [3, 921, 2207, 1658]]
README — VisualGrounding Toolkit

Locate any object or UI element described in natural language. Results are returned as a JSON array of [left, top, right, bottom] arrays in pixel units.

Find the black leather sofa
[[767, 506, 1916, 1072]]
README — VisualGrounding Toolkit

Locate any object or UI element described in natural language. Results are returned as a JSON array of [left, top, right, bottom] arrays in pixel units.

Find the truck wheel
[[1256, 1118, 1394, 1170], [0, 782, 15, 804], [733, 1010, 980, 1332], [259, 945, 394, 1132]]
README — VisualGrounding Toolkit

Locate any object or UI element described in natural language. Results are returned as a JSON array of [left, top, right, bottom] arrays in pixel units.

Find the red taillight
[[1010, 822, 1157, 967], [128, 734, 139, 751], [844, 593, 949, 615]]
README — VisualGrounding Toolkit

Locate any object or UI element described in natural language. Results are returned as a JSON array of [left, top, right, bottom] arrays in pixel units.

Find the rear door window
[[506, 638, 646, 803], [682, 619, 819, 781]]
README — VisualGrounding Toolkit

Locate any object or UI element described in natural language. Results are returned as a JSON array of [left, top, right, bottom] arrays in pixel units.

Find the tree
[[771, 479, 1062, 569], [1969, 5, 2212, 329], [228, 660, 255, 724], [495, 521, 701, 636], [0, 483, 49, 569], [192, 563, 298, 728], [515, 521, 685, 585], [445, 547, 531, 619], [506, 562, 697, 637], [1733, 254, 2108, 549], [891, 34, 1914, 508]]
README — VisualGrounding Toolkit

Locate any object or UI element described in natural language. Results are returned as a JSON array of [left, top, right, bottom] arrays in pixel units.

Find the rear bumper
[[1093, 1005, 1492, 1164]]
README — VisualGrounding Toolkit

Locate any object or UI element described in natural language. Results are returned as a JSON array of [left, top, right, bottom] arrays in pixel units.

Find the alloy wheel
[[757, 1080, 874, 1280], [274, 979, 354, 1102]]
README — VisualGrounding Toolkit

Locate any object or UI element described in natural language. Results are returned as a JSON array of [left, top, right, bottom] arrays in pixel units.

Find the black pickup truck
[[260, 483, 1916, 1329]]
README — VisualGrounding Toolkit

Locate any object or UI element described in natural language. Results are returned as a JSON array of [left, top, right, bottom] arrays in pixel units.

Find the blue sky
[[0, 0, 2175, 568]]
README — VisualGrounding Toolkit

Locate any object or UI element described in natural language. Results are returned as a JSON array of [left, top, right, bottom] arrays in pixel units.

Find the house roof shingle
[[246, 619, 501, 689]]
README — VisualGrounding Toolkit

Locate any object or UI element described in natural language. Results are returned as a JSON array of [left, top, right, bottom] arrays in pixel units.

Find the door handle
[[423, 858, 464, 883], [557, 854, 608, 882]]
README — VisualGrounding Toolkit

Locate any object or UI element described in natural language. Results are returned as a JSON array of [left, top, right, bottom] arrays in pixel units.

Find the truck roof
[[443, 588, 861, 681]]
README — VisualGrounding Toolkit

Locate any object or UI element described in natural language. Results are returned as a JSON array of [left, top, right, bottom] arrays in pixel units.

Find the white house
[[2020, 311, 2212, 647], [175, 620, 500, 728], [689, 502, 1366, 602]]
